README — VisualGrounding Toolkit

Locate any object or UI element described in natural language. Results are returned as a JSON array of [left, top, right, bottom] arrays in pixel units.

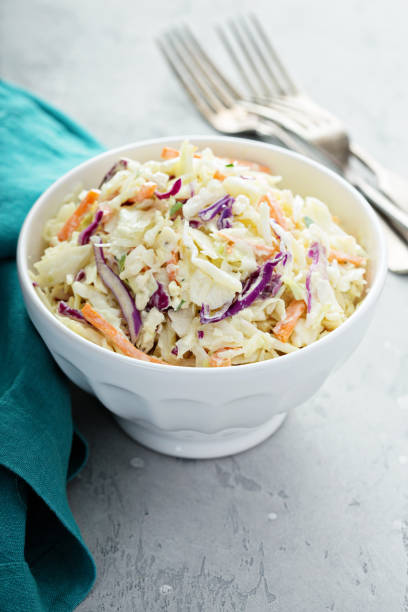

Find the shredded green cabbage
[[32, 142, 367, 366]]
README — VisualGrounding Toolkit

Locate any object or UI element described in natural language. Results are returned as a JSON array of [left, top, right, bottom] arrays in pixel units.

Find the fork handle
[[255, 120, 341, 171], [376, 214, 408, 274], [256, 120, 408, 236], [255, 121, 408, 272], [350, 142, 408, 212], [352, 177, 408, 239]]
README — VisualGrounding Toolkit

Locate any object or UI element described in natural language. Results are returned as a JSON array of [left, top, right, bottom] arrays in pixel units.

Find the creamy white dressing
[[33, 142, 367, 366]]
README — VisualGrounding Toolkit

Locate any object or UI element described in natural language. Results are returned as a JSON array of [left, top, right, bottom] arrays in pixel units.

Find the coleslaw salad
[[31, 141, 368, 367]]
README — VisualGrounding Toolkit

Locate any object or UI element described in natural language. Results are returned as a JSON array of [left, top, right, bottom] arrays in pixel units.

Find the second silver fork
[[218, 15, 408, 222], [158, 24, 408, 272]]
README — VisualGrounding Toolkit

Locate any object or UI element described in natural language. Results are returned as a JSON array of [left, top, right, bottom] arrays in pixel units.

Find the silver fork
[[158, 29, 357, 179], [158, 26, 408, 273], [158, 28, 296, 139], [157, 31, 335, 167], [219, 15, 408, 223]]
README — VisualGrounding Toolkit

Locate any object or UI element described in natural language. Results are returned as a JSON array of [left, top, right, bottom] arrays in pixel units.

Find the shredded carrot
[[126, 182, 157, 204], [218, 231, 277, 256], [273, 300, 306, 343], [99, 203, 115, 226], [332, 215, 340, 224], [251, 244, 277, 256], [57, 189, 100, 241], [228, 158, 271, 174], [167, 265, 178, 282], [260, 194, 289, 230], [167, 250, 179, 266], [218, 231, 242, 244], [209, 357, 231, 367], [166, 250, 179, 282], [81, 303, 167, 364], [161, 146, 179, 159], [214, 169, 227, 181], [135, 182, 157, 202], [328, 249, 366, 267], [161, 147, 201, 160], [99, 188, 120, 203], [209, 348, 233, 367]]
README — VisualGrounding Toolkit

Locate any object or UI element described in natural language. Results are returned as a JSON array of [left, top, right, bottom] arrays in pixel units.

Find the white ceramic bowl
[[17, 136, 387, 458]]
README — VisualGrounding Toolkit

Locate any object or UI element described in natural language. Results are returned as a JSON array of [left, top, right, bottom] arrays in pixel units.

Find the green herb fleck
[[170, 200, 184, 217], [175, 299, 185, 311], [225, 163, 234, 168], [117, 254, 126, 272], [303, 216, 314, 228]]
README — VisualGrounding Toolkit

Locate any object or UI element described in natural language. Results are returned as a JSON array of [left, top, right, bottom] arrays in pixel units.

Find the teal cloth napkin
[[0, 80, 104, 611]]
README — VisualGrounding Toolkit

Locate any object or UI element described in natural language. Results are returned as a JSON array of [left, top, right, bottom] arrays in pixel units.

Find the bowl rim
[[17, 134, 387, 374]]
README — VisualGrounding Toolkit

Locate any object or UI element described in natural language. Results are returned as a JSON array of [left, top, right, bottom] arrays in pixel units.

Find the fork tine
[[157, 36, 216, 122], [249, 14, 298, 95], [238, 15, 284, 95], [181, 24, 242, 101], [228, 18, 271, 98], [175, 25, 236, 109], [163, 31, 224, 113], [216, 24, 258, 98]]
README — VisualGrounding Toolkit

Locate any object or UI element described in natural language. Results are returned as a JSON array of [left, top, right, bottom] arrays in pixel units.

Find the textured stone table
[[3, 0, 408, 609]]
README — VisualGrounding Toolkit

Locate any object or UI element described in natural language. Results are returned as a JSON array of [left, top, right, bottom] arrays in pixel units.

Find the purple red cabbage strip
[[58, 301, 85, 322], [198, 195, 234, 230], [74, 269, 86, 282], [78, 209, 103, 245], [200, 251, 287, 325], [189, 220, 201, 228], [305, 241, 321, 313], [146, 283, 170, 312], [155, 178, 182, 200], [93, 241, 142, 342], [98, 159, 128, 189]]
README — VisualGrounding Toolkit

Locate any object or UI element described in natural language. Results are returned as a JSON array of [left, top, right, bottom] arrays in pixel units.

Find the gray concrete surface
[[2, 0, 408, 609]]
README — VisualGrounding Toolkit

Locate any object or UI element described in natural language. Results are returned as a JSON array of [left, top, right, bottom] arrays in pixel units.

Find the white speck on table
[[130, 457, 145, 469]]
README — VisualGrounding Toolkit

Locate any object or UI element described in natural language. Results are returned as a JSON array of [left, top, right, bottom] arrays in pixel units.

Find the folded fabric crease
[[0, 80, 104, 612]]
